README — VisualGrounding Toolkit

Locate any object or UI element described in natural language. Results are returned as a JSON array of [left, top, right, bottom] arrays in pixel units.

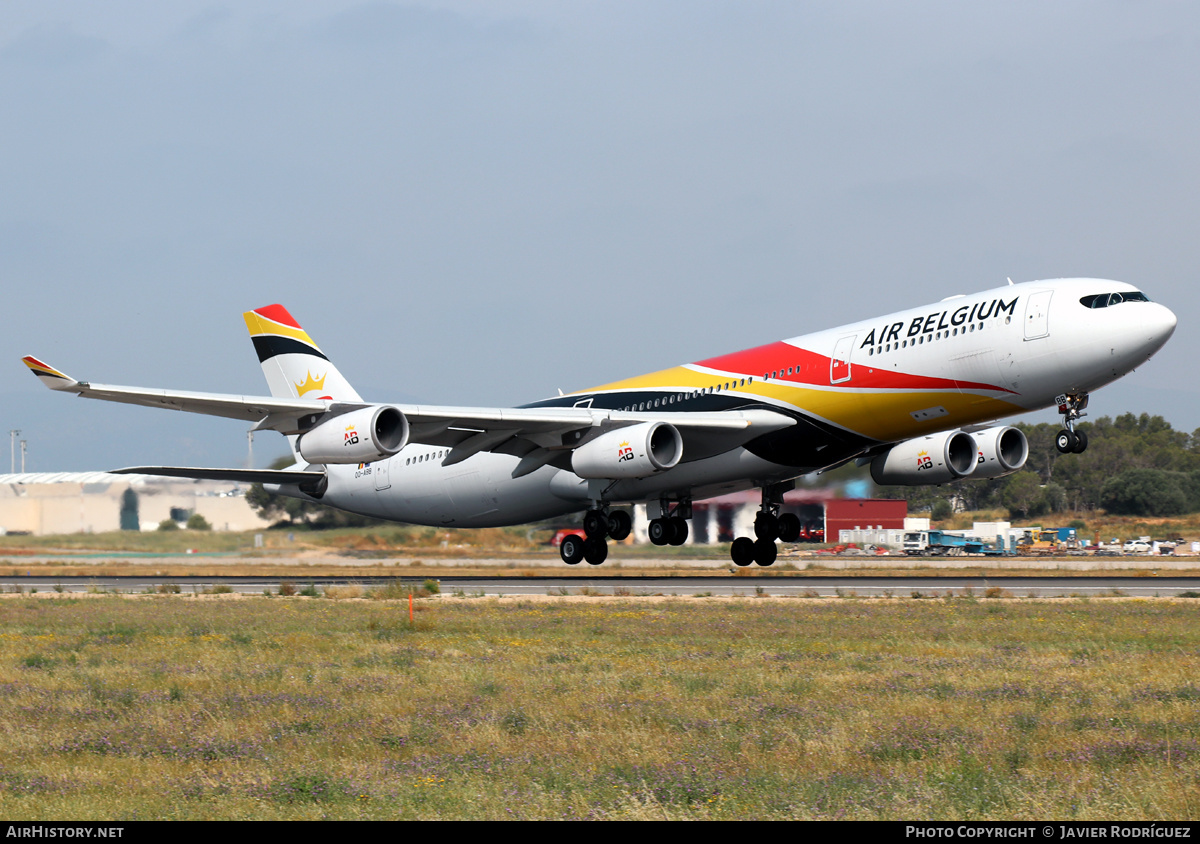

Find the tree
[[1100, 469, 1190, 516], [999, 471, 1046, 519], [186, 513, 212, 531]]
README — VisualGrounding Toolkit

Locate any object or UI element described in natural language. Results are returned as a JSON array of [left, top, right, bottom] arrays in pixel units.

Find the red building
[[667, 492, 907, 545], [823, 499, 908, 540]]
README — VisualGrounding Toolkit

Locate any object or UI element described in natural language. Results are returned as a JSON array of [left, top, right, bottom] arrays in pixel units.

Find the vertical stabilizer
[[243, 305, 363, 402]]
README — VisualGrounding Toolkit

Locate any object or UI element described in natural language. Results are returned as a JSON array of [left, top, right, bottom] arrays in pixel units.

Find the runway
[[3, 573, 1199, 598]]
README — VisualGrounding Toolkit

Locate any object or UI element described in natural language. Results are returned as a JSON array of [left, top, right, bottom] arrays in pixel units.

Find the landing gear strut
[[560, 506, 634, 565], [1054, 392, 1090, 454], [730, 483, 798, 567]]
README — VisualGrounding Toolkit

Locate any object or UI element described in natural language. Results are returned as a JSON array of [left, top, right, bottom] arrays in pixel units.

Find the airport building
[[632, 492, 908, 545], [0, 473, 271, 535]]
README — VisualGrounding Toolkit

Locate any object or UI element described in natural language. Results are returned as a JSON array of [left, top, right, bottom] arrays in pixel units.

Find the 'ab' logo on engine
[[344, 424, 359, 446], [617, 441, 634, 462], [916, 450, 933, 471]]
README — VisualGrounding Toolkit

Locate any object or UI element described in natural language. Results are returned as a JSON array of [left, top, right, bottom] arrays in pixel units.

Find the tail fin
[[243, 305, 363, 402]]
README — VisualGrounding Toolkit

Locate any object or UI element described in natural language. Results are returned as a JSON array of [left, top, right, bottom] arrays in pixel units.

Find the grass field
[[1, 594, 1199, 819]]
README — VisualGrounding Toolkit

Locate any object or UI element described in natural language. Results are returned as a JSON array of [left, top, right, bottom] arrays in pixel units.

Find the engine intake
[[298, 406, 409, 464], [971, 426, 1029, 479], [871, 430, 978, 486], [571, 422, 683, 479]]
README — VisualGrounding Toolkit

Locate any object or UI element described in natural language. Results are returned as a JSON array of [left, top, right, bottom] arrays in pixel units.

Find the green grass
[[1, 595, 1199, 819]]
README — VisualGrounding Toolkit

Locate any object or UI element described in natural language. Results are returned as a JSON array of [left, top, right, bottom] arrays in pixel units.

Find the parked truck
[[903, 530, 969, 556]]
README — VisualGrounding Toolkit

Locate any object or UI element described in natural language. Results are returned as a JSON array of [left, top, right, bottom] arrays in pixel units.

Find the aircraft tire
[[648, 518, 670, 546], [583, 537, 608, 565], [754, 513, 780, 542], [560, 534, 585, 565], [753, 538, 778, 567], [731, 537, 755, 567], [777, 513, 802, 543], [1055, 429, 1077, 454], [668, 516, 689, 546], [1072, 429, 1089, 453], [607, 510, 633, 541], [583, 510, 610, 539]]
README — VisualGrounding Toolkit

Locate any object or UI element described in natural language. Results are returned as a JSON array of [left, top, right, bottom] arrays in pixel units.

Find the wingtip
[[21, 356, 78, 389]]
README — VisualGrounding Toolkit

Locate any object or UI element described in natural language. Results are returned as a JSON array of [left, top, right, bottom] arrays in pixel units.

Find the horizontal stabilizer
[[109, 466, 325, 484]]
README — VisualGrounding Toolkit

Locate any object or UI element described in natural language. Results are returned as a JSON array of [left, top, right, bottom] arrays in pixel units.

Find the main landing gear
[[1054, 392, 1090, 454], [559, 507, 633, 566], [647, 498, 691, 548], [729, 484, 801, 567]]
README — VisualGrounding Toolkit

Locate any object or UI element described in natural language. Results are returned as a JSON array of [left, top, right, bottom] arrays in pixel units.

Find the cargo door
[[374, 457, 391, 491]]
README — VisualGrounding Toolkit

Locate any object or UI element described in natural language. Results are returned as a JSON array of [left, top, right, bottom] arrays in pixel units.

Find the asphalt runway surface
[[3, 574, 1199, 597]]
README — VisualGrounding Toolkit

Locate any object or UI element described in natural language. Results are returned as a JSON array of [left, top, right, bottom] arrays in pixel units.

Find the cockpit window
[[1080, 290, 1151, 309]]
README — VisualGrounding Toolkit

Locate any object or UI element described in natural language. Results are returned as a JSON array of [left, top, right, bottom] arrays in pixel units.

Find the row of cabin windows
[[406, 450, 446, 466], [616, 377, 753, 412], [866, 320, 992, 357]]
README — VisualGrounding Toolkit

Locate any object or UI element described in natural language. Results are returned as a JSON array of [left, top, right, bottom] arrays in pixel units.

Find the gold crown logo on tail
[[295, 371, 327, 397]]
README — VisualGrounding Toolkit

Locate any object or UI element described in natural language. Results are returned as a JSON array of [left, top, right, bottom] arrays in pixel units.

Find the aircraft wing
[[109, 466, 327, 484], [22, 356, 795, 469], [23, 355, 354, 432]]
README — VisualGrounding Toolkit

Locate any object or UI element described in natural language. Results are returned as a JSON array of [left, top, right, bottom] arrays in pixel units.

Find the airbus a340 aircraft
[[23, 278, 1175, 567]]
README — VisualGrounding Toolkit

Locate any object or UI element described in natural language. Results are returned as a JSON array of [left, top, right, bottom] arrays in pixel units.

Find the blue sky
[[3, 1, 1198, 472]]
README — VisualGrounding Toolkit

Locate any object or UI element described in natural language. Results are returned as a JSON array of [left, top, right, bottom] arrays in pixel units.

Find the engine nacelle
[[571, 422, 683, 479], [970, 425, 1029, 479], [871, 430, 978, 486], [297, 406, 409, 464]]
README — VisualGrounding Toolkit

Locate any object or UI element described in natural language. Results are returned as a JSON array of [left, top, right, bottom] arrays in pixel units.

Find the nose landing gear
[[1054, 393, 1090, 454]]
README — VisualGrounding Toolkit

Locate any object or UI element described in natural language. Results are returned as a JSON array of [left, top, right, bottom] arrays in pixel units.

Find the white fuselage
[[291, 278, 1176, 527]]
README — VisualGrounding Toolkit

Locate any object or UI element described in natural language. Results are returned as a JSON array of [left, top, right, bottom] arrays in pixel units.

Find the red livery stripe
[[696, 341, 1011, 394], [252, 304, 302, 329]]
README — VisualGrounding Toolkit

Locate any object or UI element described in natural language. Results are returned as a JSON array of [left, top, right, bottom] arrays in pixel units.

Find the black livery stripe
[[251, 335, 330, 364], [521, 391, 876, 470]]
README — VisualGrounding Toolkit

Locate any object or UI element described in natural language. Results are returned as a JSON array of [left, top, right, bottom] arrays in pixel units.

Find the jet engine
[[970, 425, 1029, 479], [870, 430, 978, 485], [571, 422, 683, 479], [297, 406, 409, 464]]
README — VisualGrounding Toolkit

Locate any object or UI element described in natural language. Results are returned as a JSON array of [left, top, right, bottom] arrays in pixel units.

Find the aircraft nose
[[1150, 302, 1177, 340], [1138, 302, 1177, 355]]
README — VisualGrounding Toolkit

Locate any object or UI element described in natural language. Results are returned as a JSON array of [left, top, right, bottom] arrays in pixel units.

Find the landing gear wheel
[[1055, 429, 1077, 454], [754, 513, 780, 542], [777, 513, 802, 543], [668, 516, 689, 546], [560, 534, 585, 565], [648, 518, 670, 546], [583, 509, 610, 539], [1071, 429, 1089, 454], [731, 537, 755, 567], [583, 537, 608, 566], [606, 510, 632, 541], [753, 538, 778, 567]]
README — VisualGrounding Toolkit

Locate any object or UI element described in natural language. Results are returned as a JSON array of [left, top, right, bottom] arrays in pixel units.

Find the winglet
[[21, 356, 79, 391]]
